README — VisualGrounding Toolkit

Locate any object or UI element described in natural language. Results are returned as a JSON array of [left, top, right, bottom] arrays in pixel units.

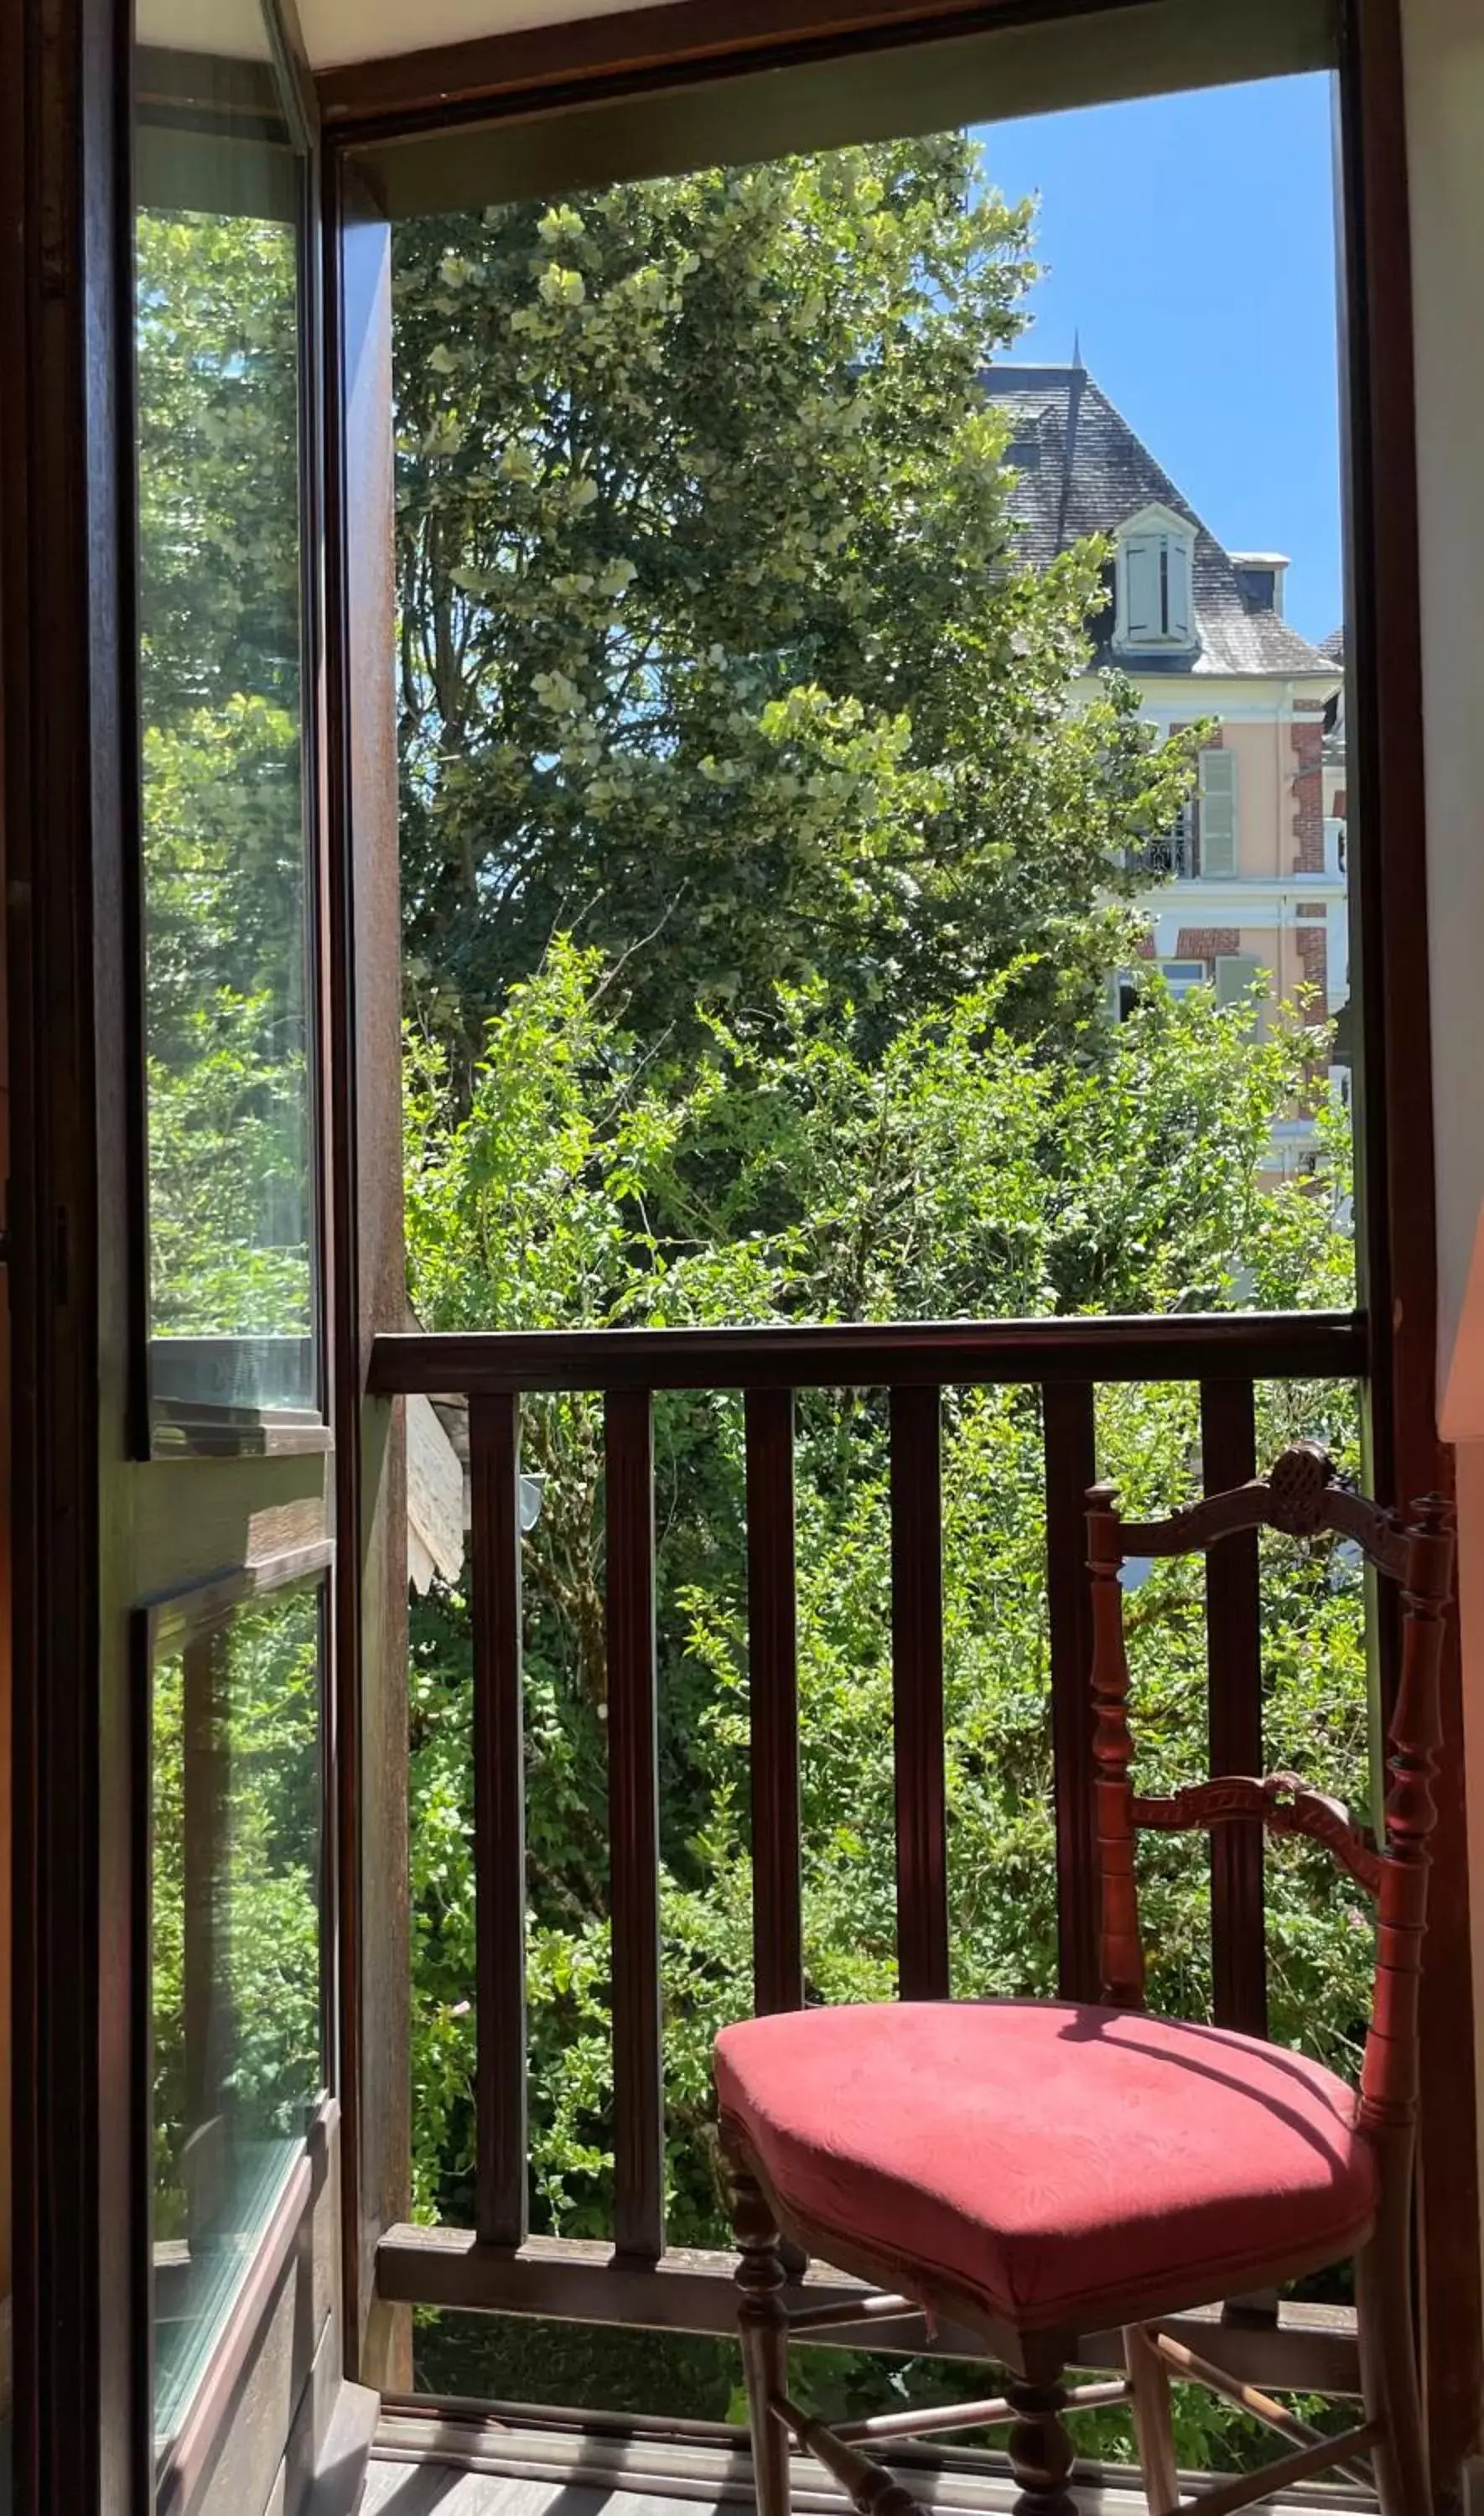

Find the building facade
[[983, 363, 1345, 1167]]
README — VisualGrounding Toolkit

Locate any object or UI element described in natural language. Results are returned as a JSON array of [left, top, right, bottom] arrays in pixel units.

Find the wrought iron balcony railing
[[1129, 827, 1197, 880]]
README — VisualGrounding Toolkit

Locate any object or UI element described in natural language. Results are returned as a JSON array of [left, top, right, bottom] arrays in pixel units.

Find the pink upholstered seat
[[713, 1999, 1377, 2333]]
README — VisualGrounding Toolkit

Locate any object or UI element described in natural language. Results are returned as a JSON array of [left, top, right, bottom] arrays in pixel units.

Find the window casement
[[1216, 951, 1267, 1008], [1115, 503, 1196, 652], [1159, 958, 1207, 999], [1198, 746, 1239, 876]]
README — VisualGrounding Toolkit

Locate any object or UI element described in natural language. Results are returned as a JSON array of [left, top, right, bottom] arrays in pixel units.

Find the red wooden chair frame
[[720, 1442, 1455, 2513]]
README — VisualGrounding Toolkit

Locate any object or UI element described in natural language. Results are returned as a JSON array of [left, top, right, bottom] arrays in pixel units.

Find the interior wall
[[1404, 0, 1484, 1441], [0, 406, 12, 2435], [1400, 0, 1484, 2320]]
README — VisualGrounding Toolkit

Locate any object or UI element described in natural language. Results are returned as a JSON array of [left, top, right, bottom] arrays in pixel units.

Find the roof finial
[[1072, 327, 1084, 373]]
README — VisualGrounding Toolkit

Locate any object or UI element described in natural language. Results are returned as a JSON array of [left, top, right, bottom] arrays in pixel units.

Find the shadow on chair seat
[[716, 1998, 1377, 2339]]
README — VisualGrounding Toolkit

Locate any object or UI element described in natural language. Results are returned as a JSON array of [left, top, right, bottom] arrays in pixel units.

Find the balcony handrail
[[370, 1307, 1366, 1396]]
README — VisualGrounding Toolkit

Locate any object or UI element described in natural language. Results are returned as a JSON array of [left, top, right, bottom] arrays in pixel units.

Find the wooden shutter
[[1123, 536, 1160, 642], [1199, 747, 1239, 875], [1165, 532, 1193, 642], [1216, 953, 1266, 1006]]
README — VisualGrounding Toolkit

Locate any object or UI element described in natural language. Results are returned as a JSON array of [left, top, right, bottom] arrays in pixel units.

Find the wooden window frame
[[314, 0, 1477, 2488], [2, 0, 1474, 2508], [3, 0, 356, 2508], [141, 1549, 336, 2513], [314, 0, 1333, 134]]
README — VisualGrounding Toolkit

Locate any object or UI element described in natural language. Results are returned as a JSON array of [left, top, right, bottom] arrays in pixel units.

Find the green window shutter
[[1165, 533, 1193, 643], [1123, 536, 1161, 641], [1215, 953, 1266, 1008], [1199, 747, 1238, 876]]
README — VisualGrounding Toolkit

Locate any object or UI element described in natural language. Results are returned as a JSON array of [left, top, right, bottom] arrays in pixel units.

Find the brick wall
[[1176, 927, 1240, 959], [1291, 703, 1326, 873], [1296, 920, 1329, 1019]]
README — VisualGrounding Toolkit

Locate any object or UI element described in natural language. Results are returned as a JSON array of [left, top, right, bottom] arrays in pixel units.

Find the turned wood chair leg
[[1357, 2212, 1430, 2516], [1004, 2371, 1077, 2515], [1122, 2325, 1179, 2516], [732, 2168, 792, 2516]]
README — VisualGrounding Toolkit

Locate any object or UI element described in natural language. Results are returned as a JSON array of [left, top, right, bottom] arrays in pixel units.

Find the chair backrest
[[1085, 1441, 1455, 2144]]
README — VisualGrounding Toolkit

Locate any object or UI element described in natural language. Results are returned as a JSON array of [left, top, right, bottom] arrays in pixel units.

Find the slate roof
[[980, 363, 1338, 680]]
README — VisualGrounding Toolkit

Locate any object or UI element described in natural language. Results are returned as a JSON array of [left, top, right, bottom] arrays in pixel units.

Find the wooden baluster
[[890, 1385, 948, 2000], [1044, 1381, 1099, 2001], [1087, 1482, 1144, 2008], [746, 1390, 802, 2017], [1201, 1379, 1267, 2039], [605, 1387, 665, 2259], [470, 1393, 527, 2248]]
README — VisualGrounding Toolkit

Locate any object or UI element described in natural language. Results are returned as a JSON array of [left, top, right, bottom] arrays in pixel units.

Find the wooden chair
[[715, 1441, 1455, 2514]]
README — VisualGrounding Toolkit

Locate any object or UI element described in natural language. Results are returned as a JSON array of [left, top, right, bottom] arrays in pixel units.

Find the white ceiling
[[137, 0, 685, 70], [138, 0, 272, 57], [301, 0, 685, 71]]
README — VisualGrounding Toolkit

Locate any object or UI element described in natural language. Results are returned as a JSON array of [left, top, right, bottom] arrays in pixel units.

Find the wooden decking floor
[[362, 2412, 1378, 2515]]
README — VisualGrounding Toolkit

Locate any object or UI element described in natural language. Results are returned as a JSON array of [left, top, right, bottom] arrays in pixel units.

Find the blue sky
[[973, 75, 1344, 646]]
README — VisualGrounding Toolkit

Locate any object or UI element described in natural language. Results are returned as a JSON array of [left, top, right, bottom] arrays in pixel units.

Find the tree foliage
[[404, 947, 1365, 2462], [135, 127, 1364, 2479], [136, 206, 312, 1354], [391, 131, 1363, 2467], [393, 138, 1192, 1068], [152, 1587, 323, 2424]]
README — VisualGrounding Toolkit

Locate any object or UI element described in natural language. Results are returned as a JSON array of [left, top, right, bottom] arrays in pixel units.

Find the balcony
[[1127, 829, 1198, 881], [366, 1307, 1375, 2512]]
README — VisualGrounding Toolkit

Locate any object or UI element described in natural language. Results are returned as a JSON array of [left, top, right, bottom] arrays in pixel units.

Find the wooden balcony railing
[[370, 1309, 1370, 2400]]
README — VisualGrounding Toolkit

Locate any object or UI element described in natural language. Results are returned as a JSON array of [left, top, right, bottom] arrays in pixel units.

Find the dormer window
[[1114, 503, 1195, 652], [1231, 552, 1289, 616]]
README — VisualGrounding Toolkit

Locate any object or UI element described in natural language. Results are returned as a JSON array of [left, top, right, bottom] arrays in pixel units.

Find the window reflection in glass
[[151, 1578, 324, 2453], [135, 5, 317, 1437]]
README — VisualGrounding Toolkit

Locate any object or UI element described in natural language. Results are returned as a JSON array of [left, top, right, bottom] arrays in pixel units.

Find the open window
[[3, 0, 1475, 2509]]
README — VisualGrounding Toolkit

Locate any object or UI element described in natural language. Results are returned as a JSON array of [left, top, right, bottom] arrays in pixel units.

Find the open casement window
[[3, 0, 1477, 2509], [1199, 747, 1241, 876], [124, 5, 391, 2507], [7, 0, 402, 2503]]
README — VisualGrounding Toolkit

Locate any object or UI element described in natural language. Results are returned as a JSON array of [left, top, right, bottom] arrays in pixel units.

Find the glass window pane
[[150, 1578, 325, 2456], [135, 1, 318, 1439]]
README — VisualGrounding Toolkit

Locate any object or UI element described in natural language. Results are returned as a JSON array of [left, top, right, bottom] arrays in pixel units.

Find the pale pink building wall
[[1223, 720, 1284, 881]]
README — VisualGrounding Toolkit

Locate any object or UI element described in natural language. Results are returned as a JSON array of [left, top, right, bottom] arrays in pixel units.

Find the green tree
[[393, 138, 1192, 1069], [136, 205, 313, 1351], [403, 946, 1364, 2466], [404, 945, 1365, 2227], [136, 209, 301, 736]]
